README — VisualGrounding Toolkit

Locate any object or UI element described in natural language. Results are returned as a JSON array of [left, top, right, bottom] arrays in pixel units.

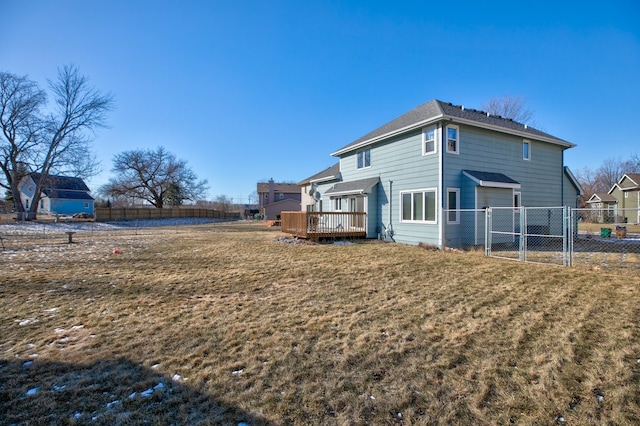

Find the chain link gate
[[485, 207, 571, 266]]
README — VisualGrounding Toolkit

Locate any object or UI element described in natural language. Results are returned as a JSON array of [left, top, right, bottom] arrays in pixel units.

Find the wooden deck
[[281, 211, 367, 239]]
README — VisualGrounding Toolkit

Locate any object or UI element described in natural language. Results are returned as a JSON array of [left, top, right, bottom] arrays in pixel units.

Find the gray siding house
[[309, 99, 580, 247]]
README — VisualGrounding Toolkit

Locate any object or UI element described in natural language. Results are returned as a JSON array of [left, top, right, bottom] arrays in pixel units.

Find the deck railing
[[281, 211, 367, 239]]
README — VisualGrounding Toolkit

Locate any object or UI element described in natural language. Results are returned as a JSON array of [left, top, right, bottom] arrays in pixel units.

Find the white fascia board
[[462, 171, 521, 189], [310, 175, 339, 184], [446, 116, 576, 148], [608, 184, 621, 194], [331, 114, 444, 156]]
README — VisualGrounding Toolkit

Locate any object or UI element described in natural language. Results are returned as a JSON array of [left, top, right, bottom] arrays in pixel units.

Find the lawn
[[1, 221, 638, 425]]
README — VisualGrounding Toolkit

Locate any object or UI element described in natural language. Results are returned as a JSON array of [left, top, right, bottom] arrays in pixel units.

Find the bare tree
[[0, 72, 47, 217], [595, 157, 625, 191], [101, 146, 209, 208], [482, 94, 536, 126], [0, 65, 113, 219]]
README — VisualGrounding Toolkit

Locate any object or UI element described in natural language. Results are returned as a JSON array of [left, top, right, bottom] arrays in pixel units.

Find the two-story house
[[605, 173, 640, 224], [298, 163, 340, 213], [257, 178, 301, 220], [18, 173, 95, 217], [309, 99, 581, 247]]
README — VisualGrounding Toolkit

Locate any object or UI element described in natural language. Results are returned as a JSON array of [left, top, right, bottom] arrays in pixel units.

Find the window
[[356, 148, 371, 169], [447, 188, 460, 224], [84, 202, 89, 208], [523, 140, 531, 160], [446, 125, 459, 154], [334, 197, 342, 211], [514, 192, 521, 208], [401, 189, 437, 223], [423, 127, 436, 155], [624, 192, 629, 199], [278, 193, 285, 200]]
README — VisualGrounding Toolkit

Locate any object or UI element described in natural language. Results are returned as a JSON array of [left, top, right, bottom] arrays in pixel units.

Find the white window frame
[[523, 140, 531, 160], [334, 197, 342, 211], [400, 188, 437, 224], [446, 188, 460, 224], [356, 147, 371, 169], [514, 191, 521, 208], [84, 202, 89, 209], [446, 124, 459, 154], [422, 126, 437, 156]]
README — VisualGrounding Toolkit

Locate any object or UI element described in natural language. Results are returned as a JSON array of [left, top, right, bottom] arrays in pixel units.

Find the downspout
[[561, 150, 565, 206], [386, 180, 394, 240], [438, 122, 445, 249]]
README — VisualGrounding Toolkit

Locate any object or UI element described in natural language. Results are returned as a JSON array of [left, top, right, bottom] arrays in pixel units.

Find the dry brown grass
[[1, 221, 638, 425]]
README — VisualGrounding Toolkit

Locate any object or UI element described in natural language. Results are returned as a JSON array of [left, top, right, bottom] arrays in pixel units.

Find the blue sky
[[2, 0, 639, 203]]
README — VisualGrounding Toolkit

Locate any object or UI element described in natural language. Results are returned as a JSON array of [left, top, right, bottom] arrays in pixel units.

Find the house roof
[[256, 182, 300, 193], [30, 173, 91, 192], [463, 170, 521, 189], [298, 163, 341, 185], [618, 173, 640, 190], [332, 99, 574, 156], [564, 166, 584, 196], [43, 189, 94, 200], [325, 177, 380, 196], [587, 193, 618, 203]]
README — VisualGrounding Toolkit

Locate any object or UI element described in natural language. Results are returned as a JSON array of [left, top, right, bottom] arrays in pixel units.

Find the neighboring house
[[298, 163, 340, 212], [18, 173, 95, 216], [307, 99, 579, 247], [607, 173, 640, 224], [586, 193, 618, 223], [257, 179, 301, 220]]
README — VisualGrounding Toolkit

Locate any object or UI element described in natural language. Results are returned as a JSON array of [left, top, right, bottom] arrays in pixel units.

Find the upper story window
[[523, 140, 531, 160], [423, 127, 436, 155], [356, 147, 371, 169], [446, 125, 459, 154]]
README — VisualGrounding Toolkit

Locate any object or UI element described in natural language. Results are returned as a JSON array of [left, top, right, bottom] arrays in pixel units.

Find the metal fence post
[[517, 207, 524, 261], [485, 208, 492, 256]]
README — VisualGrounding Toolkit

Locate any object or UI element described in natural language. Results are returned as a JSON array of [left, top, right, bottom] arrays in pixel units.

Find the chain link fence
[[464, 206, 640, 269], [572, 208, 640, 269]]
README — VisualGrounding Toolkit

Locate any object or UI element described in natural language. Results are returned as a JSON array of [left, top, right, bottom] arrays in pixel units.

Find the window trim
[[334, 197, 343, 211], [446, 188, 460, 224], [422, 126, 437, 156], [356, 147, 371, 169], [523, 140, 531, 161], [514, 191, 522, 208], [400, 188, 437, 224], [446, 124, 459, 154]]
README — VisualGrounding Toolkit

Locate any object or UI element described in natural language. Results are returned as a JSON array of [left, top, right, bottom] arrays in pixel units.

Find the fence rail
[[480, 207, 640, 269], [281, 211, 367, 239], [95, 208, 240, 222]]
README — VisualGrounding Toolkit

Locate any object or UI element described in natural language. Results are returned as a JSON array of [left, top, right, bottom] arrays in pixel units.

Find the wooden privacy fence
[[95, 208, 241, 222], [281, 211, 367, 239]]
